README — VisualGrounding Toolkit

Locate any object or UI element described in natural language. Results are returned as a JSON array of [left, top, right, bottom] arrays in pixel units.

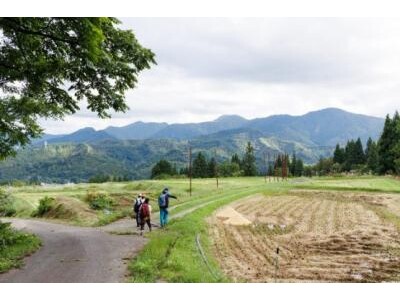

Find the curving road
[[0, 199, 216, 283], [0, 218, 147, 283]]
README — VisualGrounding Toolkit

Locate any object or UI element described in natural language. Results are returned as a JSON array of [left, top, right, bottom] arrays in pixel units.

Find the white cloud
[[40, 18, 400, 134]]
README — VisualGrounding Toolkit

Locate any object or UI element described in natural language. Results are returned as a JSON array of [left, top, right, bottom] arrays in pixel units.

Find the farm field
[[210, 190, 400, 282], [2, 176, 400, 282]]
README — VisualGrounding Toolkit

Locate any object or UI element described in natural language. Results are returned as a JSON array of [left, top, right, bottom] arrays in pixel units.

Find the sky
[[40, 18, 400, 134]]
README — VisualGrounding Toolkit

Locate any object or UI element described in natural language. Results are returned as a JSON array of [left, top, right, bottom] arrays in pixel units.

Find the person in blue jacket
[[158, 187, 177, 227]]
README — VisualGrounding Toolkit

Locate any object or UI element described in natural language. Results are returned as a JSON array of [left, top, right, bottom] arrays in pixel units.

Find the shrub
[[0, 189, 16, 217], [84, 191, 115, 210], [31, 196, 55, 217], [0, 221, 15, 250]]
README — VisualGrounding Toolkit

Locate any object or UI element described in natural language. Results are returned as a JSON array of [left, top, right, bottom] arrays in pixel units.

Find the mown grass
[[294, 176, 400, 193]]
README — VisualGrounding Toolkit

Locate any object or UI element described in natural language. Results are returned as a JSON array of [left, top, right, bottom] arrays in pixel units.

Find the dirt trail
[[0, 218, 147, 283]]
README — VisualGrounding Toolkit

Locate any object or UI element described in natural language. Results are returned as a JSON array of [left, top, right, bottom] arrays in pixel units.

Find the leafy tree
[[316, 157, 334, 175], [242, 142, 257, 176], [0, 17, 155, 159], [151, 160, 173, 178], [192, 152, 208, 178], [218, 161, 241, 177]]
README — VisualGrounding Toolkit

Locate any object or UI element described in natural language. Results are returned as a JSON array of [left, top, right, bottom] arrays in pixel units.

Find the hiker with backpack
[[133, 193, 143, 228], [158, 187, 177, 228], [140, 197, 152, 235]]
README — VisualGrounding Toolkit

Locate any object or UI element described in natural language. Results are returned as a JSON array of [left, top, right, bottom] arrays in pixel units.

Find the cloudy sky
[[41, 18, 400, 134]]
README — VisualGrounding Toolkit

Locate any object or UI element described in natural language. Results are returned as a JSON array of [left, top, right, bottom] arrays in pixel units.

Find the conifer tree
[[242, 142, 257, 176], [378, 113, 398, 174], [354, 138, 366, 165], [290, 152, 297, 176], [192, 152, 208, 178], [366, 139, 379, 174], [207, 157, 217, 178], [295, 158, 304, 176], [333, 144, 345, 164], [231, 153, 241, 166]]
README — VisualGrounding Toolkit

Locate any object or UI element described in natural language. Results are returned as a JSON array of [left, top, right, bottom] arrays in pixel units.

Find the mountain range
[[0, 108, 385, 183], [37, 108, 384, 147]]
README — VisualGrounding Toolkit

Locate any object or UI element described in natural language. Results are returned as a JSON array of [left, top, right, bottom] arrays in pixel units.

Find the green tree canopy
[[207, 157, 217, 178], [242, 142, 257, 176], [151, 160, 173, 178], [365, 138, 379, 174], [378, 113, 399, 174], [0, 17, 155, 159], [231, 153, 241, 166], [333, 144, 345, 164], [192, 152, 208, 178]]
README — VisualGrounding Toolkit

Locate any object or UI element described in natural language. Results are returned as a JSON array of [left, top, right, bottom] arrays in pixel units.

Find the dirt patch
[[216, 206, 251, 226], [209, 191, 400, 282]]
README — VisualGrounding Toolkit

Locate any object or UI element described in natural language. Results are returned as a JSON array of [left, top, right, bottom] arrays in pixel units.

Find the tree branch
[[0, 18, 78, 46]]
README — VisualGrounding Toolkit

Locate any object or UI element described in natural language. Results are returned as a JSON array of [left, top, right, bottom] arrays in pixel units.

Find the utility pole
[[189, 146, 192, 197]]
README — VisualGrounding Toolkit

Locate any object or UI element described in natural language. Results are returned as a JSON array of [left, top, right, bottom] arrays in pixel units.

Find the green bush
[[0, 220, 41, 272], [0, 222, 15, 250], [31, 196, 55, 217], [85, 191, 115, 210], [0, 189, 16, 217]]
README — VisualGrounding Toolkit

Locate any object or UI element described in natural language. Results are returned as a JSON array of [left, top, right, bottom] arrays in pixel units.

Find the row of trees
[[315, 111, 400, 176], [266, 153, 304, 177], [151, 142, 306, 179], [332, 137, 378, 173], [151, 142, 258, 179]]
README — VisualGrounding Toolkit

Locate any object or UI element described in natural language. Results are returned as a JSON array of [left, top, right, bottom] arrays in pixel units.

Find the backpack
[[134, 198, 142, 213], [140, 203, 150, 218], [158, 193, 167, 208]]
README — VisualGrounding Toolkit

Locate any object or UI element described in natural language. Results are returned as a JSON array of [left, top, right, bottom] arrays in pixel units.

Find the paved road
[[0, 200, 216, 282], [0, 218, 146, 283]]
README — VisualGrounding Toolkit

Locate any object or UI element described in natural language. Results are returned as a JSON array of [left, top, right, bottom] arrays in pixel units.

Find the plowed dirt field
[[209, 191, 400, 282]]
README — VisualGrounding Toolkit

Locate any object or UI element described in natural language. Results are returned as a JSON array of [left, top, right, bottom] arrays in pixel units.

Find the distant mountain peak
[[75, 127, 96, 133], [214, 115, 247, 122]]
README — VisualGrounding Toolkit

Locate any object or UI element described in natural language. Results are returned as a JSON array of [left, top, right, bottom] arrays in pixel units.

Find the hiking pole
[[274, 246, 280, 283]]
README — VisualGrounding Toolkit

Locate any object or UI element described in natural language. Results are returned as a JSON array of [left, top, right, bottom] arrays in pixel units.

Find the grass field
[[2, 175, 400, 282]]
